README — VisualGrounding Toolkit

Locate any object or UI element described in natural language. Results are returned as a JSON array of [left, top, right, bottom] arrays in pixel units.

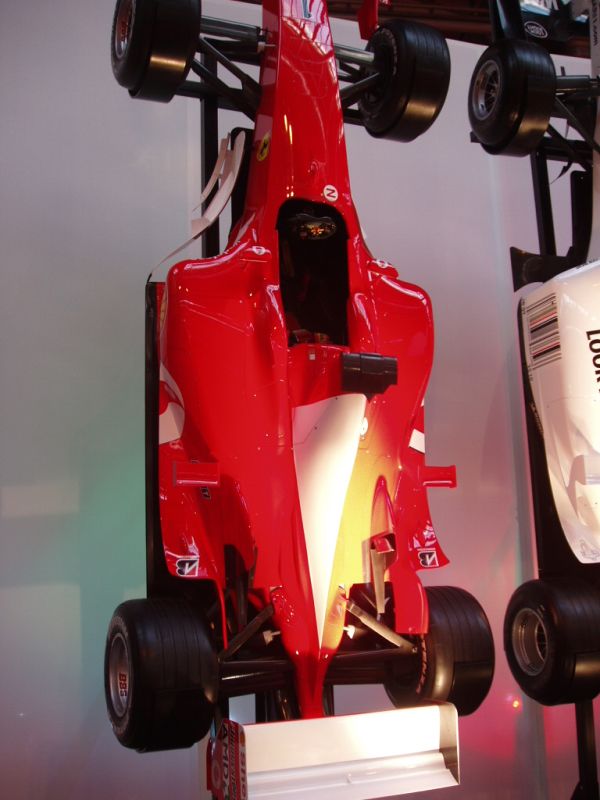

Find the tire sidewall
[[504, 587, 564, 703], [111, 0, 154, 91], [361, 25, 414, 136], [104, 606, 148, 747], [409, 629, 452, 703], [468, 42, 528, 150]]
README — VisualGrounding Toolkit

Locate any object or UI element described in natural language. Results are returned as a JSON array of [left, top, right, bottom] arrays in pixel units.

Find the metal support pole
[[200, 51, 220, 258], [489, 0, 525, 41], [571, 701, 599, 799], [530, 149, 557, 257]]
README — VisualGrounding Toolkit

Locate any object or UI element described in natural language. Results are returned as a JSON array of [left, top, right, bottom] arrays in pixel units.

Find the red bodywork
[[155, 0, 455, 718]]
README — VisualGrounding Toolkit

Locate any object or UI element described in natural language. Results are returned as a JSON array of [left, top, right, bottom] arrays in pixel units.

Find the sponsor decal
[[257, 132, 271, 162], [210, 721, 248, 800], [524, 20, 548, 38], [587, 330, 600, 392], [409, 428, 425, 453], [175, 556, 200, 577], [323, 184, 338, 202], [417, 549, 439, 568], [525, 293, 561, 368], [201, 486, 212, 499], [248, 245, 268, 256], [423, 522, 437, 543], [118, 671, 128, 701], [579, 538, 600, 562]]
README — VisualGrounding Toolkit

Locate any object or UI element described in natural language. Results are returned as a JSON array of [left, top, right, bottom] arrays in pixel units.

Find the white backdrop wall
[[0, 1, 596, 798]]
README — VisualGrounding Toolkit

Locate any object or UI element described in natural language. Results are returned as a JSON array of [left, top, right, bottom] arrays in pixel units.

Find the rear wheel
[[359, 20, 450, 142], [468, 39, 556, 156], [385, 586, 494, 715], [104, 597, 218, 751], [504, 579, 600, 705], [111, 0, 201, 101]]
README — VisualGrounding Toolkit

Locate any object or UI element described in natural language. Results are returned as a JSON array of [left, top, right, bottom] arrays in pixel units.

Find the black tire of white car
[[104, 598, 218, 751], [468, 39, 556, 156], [504, 579, 600, 705], [358, 20, 450, 142], [384, 586, 495, 716], [111, 0, 201, 102]]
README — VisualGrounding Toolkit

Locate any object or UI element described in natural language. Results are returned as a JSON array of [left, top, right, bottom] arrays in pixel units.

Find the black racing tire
[[385, 586, 494, 716], [358, 19, 450, 142], [504, 579, 600, 705], [111, 0, 201, 102], [104, 598, 218, 751], [468, 39, 556, 156]]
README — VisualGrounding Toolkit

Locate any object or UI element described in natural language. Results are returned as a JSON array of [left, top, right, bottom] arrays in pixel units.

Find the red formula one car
[[105, 1, 494, 796]]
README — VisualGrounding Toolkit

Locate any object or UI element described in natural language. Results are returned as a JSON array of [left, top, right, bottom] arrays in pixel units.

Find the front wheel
[[385, 586, 494, 716], [104, 597, 218, 751], [468, 39, 556, 156], [111, 0, 201, 102], [359, 20, 450, 142], [504, 579, 600, 705]]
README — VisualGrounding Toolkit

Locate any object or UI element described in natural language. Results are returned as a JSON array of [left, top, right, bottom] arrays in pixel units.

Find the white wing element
[[210, 704, 459, 800], [158, 363, 185, 445], [149, 131, 247, 281]]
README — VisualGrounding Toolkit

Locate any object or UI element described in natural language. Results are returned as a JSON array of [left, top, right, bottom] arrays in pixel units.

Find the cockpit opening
[[277, 200, 349, 346]]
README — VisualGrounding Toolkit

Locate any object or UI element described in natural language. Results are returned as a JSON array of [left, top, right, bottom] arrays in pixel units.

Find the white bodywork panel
[[521, 260, 600, 561], [292, 394, 367, 645]]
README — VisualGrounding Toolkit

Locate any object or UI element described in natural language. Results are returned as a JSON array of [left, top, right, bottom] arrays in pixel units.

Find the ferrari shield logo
[[257, 132, 271, 162]]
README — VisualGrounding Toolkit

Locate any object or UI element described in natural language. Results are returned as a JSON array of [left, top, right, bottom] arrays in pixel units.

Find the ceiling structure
[[332, 0, 493, 45], [241, 0, 590, 57]]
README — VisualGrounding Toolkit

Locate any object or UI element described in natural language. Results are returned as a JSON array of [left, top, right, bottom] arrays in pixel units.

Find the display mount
[[106, 2, 496, 798]]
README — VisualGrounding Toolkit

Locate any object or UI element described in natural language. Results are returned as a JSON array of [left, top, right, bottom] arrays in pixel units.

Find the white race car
[[469, 0, 600, 709], [521, 261, 600, 564]]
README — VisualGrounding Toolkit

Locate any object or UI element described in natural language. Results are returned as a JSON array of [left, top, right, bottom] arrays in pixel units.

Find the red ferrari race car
[[105, 0, 495, 797]]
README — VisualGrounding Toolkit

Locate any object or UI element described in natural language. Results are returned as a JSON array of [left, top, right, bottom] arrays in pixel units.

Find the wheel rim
[[471, 59, 501, 121], [114, 0, 135, 61], [512, 608, 548, 676], [108, 632, 131, 717], [361, 30, 395, 112]]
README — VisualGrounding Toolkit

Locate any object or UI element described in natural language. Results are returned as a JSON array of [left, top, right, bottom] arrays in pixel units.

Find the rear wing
[[208, 704, 459, 800]]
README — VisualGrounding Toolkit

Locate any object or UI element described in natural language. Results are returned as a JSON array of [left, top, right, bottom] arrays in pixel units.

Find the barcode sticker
[[525, 293, 561, 369]]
